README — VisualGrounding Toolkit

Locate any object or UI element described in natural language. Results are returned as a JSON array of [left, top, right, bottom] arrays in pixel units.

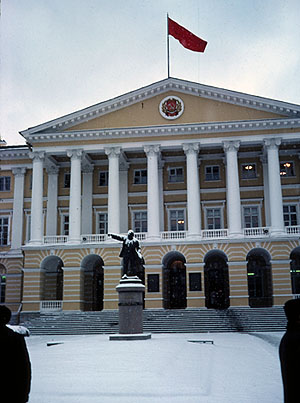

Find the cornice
[[20, 77, 300, 138], [25, 117, 300, 144], [0, 147, 30, 159]]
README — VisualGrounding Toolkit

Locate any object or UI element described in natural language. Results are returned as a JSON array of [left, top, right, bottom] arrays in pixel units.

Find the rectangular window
[[62, 215, 69, 235], [205, 166, 220, 181], [99, 171, 108, 186], [97, 213, 108, 234], [283, 205, 298, 226], [169, 209, 185, 231], [189, 273, 202, 291], [168, 167, 184, 183], [280, 162, 295, 177], [0, 176, 11, 191], [0, 275, 6, 303], [0, 217, 9, 245], [206, 208, 221, 229], [134, 169, 147, 184], [64, 173, 71, 188], [243, 206, 259, 228], [147, 274, 159, 292], [133, 211, 147, 233], [241, 164, 256, 179]]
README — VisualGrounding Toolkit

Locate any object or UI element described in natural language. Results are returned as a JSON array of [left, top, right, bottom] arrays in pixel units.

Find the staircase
[[20, 306, 287, 336]]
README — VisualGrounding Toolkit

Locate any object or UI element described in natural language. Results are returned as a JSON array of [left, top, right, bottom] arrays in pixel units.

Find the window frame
[[60, 213, 69, 236], [0, 215, 10, 246], [96, 212, 108, 234], [241, 163, 257, 180], [168, 208, 186, 231], [280, 161, 295, 177], [133, 169, 147, 185], [98, 171, 109, 187], [205, 165, 220, 181], [242, 205, 261, 228], [132, 210, 147, 233], [204, 207, 223, 230], [63, 172, 71, 188], [167, 166, 184, 183], [147, 274, 160, 293], [0, 176, 11, 192], [283, 204, 298, 227], [189, 272, 202, 292]]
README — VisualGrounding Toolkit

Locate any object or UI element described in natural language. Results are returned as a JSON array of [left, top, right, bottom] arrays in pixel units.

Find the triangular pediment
[[20, 77, 300, 138]]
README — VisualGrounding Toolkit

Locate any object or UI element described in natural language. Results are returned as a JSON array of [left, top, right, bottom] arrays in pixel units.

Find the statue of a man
[[108, 230, 144, 278]]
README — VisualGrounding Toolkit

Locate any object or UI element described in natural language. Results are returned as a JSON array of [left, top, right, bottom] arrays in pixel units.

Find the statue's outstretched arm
[[108, 233, 124, 242]]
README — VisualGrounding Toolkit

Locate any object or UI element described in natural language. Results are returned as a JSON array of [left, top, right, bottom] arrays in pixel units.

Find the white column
[[223, 141, 242, 237], [105, 147, 121, 234], [81, 165, 94, 235], [260, 156, 271, 227], [29, 152, 45, 244], [119, 158, 129, 233], [183, 143, 201, 239], [158, 160, 165, 232], [264, 138, 285, 236], [144, 145, 160, 240], [11, 167, 26, 249], [67, 149, 83, 243], [46, 166, 59, 236]]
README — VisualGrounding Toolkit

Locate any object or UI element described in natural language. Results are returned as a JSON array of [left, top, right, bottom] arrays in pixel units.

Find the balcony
[[38, 225, 300, 246]]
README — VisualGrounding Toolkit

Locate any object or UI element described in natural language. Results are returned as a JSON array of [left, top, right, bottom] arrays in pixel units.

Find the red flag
[[168, 17, 207, 52]]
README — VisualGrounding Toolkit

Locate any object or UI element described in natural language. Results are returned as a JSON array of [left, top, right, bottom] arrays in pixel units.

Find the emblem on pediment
[[159, 96, 184, 120]]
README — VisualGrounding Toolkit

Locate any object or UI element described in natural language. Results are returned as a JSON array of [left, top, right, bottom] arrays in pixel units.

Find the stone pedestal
[[109, 276, 151, 341]]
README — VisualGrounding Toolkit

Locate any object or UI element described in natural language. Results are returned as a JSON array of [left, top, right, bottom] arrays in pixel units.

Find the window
[[147, 274, 159, 292], [168, 167, 184, 183], [280, 162, 295, 177], [243, 206, 259, 228], [64, 173, 70, 188], [205, 166, 220, 181], [0, 176, 11, 191], [0, 275, 6, 303], [169, 209, 185, 231], [62, 215, 69, 235], [97, 213, 108, 234], [241, 164, 256, 179], [0, 217, 9, 245], [133, 211, 147, 233], [134, 169, 147, 184], [99, 171, 108, 187], [283, 205, 298, 226], [206, 208, 221, 229], [189, 273, 202, 291]]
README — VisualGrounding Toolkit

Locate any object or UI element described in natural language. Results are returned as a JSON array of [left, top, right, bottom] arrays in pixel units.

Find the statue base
[[109, 275, 151, 341]]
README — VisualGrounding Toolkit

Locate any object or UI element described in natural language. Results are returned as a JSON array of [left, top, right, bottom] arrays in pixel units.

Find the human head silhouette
[[0, 305, 11, 326]]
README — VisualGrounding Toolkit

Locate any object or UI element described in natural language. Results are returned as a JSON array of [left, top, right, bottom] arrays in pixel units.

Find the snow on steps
[[20, 306, 287, 336]]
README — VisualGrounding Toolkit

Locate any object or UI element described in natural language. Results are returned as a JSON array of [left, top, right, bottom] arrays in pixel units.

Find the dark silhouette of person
[[0, 305, 31, 403], [108, 230, 144, 277], [279, 298, 300, 403]]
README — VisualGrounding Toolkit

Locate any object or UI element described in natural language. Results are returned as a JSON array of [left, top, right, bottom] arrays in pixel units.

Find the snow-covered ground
[[26, 332, 284, 403]]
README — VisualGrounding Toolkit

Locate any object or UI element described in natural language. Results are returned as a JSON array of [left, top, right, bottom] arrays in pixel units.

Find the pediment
[[20, 77, 300, 138]]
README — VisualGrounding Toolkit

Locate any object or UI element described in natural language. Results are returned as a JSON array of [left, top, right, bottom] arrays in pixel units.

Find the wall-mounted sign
[[159, 96, 184, 120]]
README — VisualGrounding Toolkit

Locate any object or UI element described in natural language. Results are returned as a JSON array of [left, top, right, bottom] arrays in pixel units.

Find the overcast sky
[[1, 0, 300, 145]]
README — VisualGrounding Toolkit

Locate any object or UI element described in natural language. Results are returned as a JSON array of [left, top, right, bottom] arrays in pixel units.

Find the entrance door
[[81, 254, 104, 311], [204, 251, 230, 309], [162, 251, 187, 309]]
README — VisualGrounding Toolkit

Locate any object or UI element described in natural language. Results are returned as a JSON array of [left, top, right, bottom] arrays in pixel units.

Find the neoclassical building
[[1, 77, 300, 314]]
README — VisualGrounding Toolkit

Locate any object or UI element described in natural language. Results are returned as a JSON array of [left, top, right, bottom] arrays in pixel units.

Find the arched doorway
[[290, 247, 300, 294], [81, 254, 104, 311], [162, 251, 187, 309], [204, 250, 230, 309], [246, 248, 273, 307], [40, 256, 64, 301], [0, 264, 7, 303]]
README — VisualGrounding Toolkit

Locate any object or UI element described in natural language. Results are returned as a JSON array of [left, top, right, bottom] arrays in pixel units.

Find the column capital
[[223, 140, 240, 153], [263, 137, 281, 150], [104, 146, 121, 158], [67, 149, 83, 160], [144, 144, 160, 156], [182, 143, 200, 155], [29, 151, 45, 161], [12, 167, 26, 177]]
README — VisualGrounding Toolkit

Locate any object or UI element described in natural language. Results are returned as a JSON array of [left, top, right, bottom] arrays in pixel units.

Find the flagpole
[[167, 13, 170, 78]]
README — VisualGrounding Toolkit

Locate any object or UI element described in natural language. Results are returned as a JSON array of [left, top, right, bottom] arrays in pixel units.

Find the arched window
[[162, 251, 187, 309], [81, 254, 104, 311], [0, 264, 7, 303], [40, 256, 64, 301], [246, 248, 273, 307], [204, 250, 230, 309], [290, 247, 300, 294]]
